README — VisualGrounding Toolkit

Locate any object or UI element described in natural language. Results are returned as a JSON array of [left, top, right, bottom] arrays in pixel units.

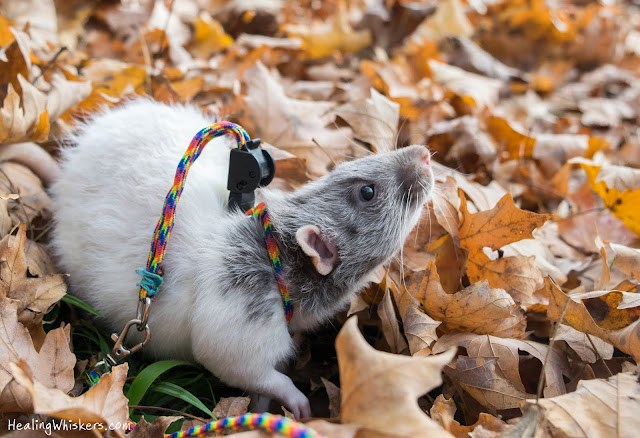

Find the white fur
[[49, 100, 310, 417]]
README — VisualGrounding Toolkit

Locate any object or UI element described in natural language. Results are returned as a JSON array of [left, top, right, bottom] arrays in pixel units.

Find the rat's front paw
[[284, 391, 311, 419]]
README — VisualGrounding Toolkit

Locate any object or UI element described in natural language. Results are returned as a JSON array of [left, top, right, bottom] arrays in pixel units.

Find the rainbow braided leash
[[166, 413, 323, 438], [137, 121, 250, 302], [246, 202, 293, 322], [132, 121, 317, 438]]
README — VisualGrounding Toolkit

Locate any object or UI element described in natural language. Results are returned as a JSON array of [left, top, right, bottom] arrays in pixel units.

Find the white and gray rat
[[48, 99, 434, 418]]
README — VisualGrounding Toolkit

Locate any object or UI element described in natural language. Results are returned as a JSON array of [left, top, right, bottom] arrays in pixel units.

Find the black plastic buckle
[[227, 138, 276, 212]]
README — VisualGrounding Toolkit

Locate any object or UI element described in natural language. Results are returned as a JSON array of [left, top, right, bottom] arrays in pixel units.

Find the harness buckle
[[108, 318, 151, 363]]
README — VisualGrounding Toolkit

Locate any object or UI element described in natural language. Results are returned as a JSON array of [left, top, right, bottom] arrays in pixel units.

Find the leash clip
[[108, 318, 151, 363]]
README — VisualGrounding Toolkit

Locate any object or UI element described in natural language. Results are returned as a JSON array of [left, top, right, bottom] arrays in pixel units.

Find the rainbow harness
[[246, 202, 293, 322]]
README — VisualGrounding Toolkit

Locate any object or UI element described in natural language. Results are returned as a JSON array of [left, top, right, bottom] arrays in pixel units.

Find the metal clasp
[[137, 297, 151, 331], [107, 318, 151, 363]]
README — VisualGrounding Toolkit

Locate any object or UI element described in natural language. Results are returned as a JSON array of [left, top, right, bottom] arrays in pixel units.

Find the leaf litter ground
[[1, 0, 640, 437]]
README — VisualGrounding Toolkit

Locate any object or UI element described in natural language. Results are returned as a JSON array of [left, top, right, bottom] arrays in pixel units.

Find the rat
[[47, 99, 434, 418]]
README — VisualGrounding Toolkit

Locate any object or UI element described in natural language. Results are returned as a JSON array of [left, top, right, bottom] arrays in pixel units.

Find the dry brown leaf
[[405, 261, 526, 338], [544, 278, 640, 362], [459, 191, 551, 253], [429, 60, 502, 109], [403, 306, 441, 356], [321, 377, 341, 418], [0, 80, 49, 144], [466, 253, 543, 309], [444, 355, 534, 411], [0, 291, 75, 412], [128, 416, 182, 438], [10, 361, 129, 437], [430, 394, 509, 438], [240, 62, 353, 169], [434, 333, 570, 397], [334, 88, 399, 153], [212, 396, 250, 418], [377, 285, 408, 354], [521, 371, 640, 438], [555, 324, 614, 364], [336, 316, 455, 437], [285, 1, 371, 59], [0, 224, 66, 327], [572, 158, 640, 235]]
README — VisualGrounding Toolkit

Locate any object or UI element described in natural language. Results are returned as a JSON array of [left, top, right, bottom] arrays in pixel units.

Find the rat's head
[[263, 145, 433, 303]]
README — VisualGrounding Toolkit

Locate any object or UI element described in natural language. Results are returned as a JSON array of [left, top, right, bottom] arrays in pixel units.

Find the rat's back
[[50, 100, 235, 352]]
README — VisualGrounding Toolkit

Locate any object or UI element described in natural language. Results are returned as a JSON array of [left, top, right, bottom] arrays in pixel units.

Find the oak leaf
[[336, 316, 456, 437], [377, 285, 408, 354]]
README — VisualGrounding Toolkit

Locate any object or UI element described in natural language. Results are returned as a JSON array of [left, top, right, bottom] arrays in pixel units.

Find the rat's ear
[[296, 225, 337, 276]]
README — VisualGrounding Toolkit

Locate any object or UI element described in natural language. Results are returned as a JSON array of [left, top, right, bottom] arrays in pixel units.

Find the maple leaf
[[404, 261, 527, 338], [459, 191, 551, 252], [336, 316, 456, 437]]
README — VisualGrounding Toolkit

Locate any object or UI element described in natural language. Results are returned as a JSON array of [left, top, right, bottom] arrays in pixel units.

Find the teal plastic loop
[[136, 267, 164, 300]]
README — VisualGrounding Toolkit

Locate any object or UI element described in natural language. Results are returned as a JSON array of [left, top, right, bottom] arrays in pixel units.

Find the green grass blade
[[62, 294, 103, 317], [151, 381, 214, 418], [126, 360, 192, 406]]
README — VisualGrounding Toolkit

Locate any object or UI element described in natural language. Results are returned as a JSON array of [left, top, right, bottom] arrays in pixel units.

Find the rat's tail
[[0, 142, 60, 186]]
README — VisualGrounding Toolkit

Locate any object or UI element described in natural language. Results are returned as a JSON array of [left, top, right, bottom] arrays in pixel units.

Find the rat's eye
[[359, 185, 375, 202]]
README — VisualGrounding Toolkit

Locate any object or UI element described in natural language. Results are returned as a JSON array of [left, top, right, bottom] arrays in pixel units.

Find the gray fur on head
[[223, 145, 434, 327]]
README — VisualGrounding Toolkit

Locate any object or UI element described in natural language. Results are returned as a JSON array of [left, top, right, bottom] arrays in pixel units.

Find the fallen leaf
[[555, 324, 614, 363], [430, 394, 509, 438], [522, 371, 640, 438], [0, 290, 75, 412], [433, 333, 570, 398], [285, 1, 371, 59], [128, 416, 182, 438], [573, 158, 640, 235], [321, 377, 341, 418], [334, 88, 399, 153], [444, 355, 534, 411], [544, 277, 640, 362], [10, 361, 129, 437], [0, 224, 67, 327], [212, 396, 250, 418], [377, 285, 408, 354], [405, 261, 527, 338], [336, 316, 455, 437], [459, 192, 551, 254], [403, 306, 441, 356]]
